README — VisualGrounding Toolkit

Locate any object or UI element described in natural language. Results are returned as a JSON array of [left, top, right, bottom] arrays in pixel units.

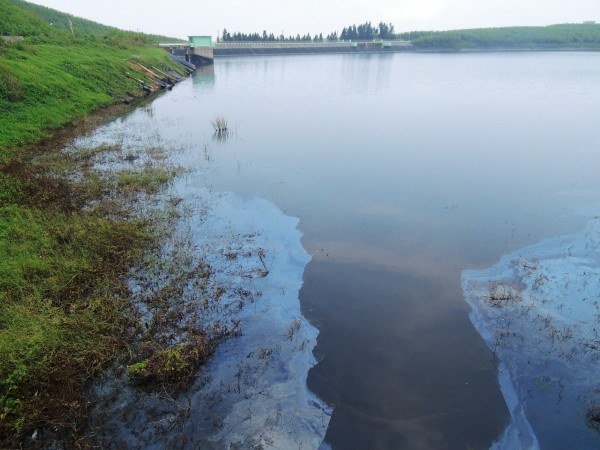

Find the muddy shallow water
[[79, 51, 600, 448]]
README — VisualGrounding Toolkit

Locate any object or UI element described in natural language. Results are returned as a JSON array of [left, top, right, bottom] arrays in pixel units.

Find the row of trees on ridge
[[219, 21, 396, 42]]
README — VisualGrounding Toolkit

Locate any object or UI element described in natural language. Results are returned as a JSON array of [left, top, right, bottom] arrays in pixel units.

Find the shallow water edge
[[463, 220, 600, 450]]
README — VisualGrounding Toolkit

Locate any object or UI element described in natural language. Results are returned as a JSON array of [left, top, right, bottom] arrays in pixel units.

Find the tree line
[[219, 21, 396, 42], [218, 23, 600, 50]]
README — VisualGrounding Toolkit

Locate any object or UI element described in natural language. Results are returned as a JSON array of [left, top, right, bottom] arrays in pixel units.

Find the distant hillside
[[4, 0, 184, 43], [407, 23, 600, 50]]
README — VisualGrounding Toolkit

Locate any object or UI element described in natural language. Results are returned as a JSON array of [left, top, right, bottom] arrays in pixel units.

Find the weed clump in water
[[487, 282, 523, 308], [211, 115, 228, 133], [127, 332, 213, 385], [211, 115, 230, 143]]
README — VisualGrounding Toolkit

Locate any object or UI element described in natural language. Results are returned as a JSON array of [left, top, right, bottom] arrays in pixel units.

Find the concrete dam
[[160, 36, 413, 66], [213, 40, 413, 56]]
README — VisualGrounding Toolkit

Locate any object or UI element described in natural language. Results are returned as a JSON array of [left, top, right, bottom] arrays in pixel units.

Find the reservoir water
[[85, 52, 600, 448]]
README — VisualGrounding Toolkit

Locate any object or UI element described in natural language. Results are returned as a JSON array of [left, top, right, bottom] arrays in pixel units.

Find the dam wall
[[213, 41, 412, 57]]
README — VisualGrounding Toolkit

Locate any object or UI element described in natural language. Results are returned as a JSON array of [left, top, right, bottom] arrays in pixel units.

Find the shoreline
[[3, 57, 332, 447], [83, 179, 332, 448], [45, 85, 332, 448]]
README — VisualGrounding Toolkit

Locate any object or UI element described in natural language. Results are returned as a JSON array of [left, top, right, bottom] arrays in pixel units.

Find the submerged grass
[[117, 166, 178, 194], [127, 331, 213, 385], [0, 144, 163, 445]]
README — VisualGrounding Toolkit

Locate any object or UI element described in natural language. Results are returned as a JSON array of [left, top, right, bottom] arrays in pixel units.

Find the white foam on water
[[463, 220, 600, 449], [180, 185, 332, 449]]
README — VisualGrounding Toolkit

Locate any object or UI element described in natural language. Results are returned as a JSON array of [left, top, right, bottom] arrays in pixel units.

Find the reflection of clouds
[[307, 238, 462, 284], [319, 364, 492, 449], [356, 203, 414, 217], [556, 189, 600, 198], [305, 199, 467, 284]]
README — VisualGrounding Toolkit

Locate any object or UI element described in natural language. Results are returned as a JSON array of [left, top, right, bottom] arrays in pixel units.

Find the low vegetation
[[0, 40, 182, 153], [0, 0, 186, 153], [0, 142, 165, 445], [406, 23, 600, 49], [0, 0, 189, 446]]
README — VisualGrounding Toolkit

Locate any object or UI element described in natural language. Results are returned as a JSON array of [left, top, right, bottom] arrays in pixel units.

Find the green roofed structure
[[188, 35, 213, 48]]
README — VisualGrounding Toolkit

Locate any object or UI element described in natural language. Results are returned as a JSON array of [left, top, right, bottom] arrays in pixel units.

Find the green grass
[[0, 39, 184, 153], [0, 1, 189, 445], [0, 200, 153, 438], [127, 332, 213, 385], [117, 167, 178, 194]]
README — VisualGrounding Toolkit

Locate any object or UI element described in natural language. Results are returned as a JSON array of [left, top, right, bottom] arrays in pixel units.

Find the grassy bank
[[0, 40, 184, 153], [1, 0, 190, 445]]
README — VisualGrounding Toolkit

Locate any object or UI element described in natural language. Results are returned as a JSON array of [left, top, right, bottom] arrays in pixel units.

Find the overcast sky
[[27, 0, 600, 39]]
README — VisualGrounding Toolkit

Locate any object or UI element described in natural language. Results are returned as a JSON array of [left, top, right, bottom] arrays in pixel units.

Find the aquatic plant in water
[[211, 115, 228, 132]]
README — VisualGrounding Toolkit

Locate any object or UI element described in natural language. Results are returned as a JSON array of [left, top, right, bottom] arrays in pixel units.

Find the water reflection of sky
[[80, 51, 600, 449]]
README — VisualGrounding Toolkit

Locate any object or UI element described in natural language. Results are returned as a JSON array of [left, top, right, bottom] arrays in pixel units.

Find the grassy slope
[[1, 39, 180, 153], [11, 0, 186, 43], [407, 23, 600, 49], [1, 0, 187, 154], [0, 0, 188, 444]]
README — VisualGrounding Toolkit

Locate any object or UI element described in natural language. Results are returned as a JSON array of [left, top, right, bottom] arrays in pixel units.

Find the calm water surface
[[120, 52, 600, 448]]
